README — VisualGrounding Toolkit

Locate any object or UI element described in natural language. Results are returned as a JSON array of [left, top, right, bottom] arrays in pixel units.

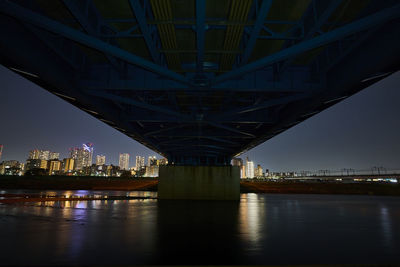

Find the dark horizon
[[1, 65, 399, 172]]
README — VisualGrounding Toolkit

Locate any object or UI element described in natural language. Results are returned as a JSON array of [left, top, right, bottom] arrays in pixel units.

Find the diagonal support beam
[[0, 1, 193, 87], [278, 0, 343, 76], [160, 136, 239, 146], [144, 124, 186, 137], [204, 121, 255, 138], [240, 0, 273, 65], [212, 93, 309, 120], [167, 144, 234, 152], [211, 3, 400, 85], [62, 0, 122, 71], [128, 0, 161, 64], [200, 136, 239, 145], [196, 0, 206, 73], [85, 90, 191, 120]]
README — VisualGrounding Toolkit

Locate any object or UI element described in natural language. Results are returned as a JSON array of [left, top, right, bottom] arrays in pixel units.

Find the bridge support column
[[158, 165, 240, 200]]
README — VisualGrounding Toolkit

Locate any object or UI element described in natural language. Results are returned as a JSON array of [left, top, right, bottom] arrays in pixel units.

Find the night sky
[[0, 65, 399, 172]]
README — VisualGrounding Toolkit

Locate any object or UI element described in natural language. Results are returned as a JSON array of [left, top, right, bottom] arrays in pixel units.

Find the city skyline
[[1, 65, 399, 171], [5, 145, 162, 169]]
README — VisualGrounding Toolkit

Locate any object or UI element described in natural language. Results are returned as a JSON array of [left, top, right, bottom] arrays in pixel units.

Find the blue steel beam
[[165, 144, 232, 151], [204, 121, 255, 138], [80, 64, 318, 92], [125, 110, 277, 123], [196, 0, 206, 73], [240, 0, 273, 65], [154, 134, 254, 139], [211, 4, 400, 85], [169, 150, 223, 156], [144, 124, 187, 137], [82, 80, 316, 92], [0, 1, 193, 87], [166, 146, 236, 154], [278, 0, 343, 76], [84, 90, 191, 120], [62, 0, 123, 71], [0, 14, 165, 156], [128, 0, 161, 64], [142, 120, 258, 139], [319, 30, 376, 74], [24, 25, 85, 71], [211, 93, 309, 121], [106, 18, 297, 26], [198, 136, 239, 145]]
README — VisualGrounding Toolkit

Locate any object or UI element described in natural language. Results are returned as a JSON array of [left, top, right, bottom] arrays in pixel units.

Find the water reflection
[[239, 193, 264, 250], [380, 205, 393, 249], [155, 199, 244, 265], [0, 191, 399, 265]]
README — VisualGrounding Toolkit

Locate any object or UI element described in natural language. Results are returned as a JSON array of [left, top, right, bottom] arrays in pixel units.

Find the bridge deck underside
[[0, 0, 399, 165]]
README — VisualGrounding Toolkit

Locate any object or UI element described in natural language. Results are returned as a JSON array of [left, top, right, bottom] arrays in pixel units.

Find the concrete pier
[[158, 165, 240, 200]]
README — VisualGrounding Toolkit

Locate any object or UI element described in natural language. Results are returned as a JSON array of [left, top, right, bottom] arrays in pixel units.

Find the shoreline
[[0, 176, 399, 198]]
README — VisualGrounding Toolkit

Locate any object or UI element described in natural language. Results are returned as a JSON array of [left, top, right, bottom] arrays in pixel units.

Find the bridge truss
[[0, 0, 399, 165]]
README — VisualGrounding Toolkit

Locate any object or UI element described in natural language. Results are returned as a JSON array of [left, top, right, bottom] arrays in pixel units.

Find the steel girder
[[128, 0, 163, 65], [211, 3, 400, 85], [0, 0, 399, 165], [276, 0, 344, 77], [239, 0, 273, 65]]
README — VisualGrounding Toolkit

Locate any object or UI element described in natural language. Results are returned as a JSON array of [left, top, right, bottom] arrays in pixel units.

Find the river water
[[0, 190, 399, 265]]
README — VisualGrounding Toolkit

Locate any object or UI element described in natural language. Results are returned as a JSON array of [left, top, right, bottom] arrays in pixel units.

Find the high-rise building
[[38, 150, 50, 160], [241, 165, 246, 179], [96, 155, 106, 166], [0, 144, 3, 162], [0, 160, 22, 175], [29, 149, 40, 159], [25, 159, 48, 170], [49, 152, 59, 160], [158, 158, 168, 165], [29, 150, 59, 161], [135, 156, 145, 170], [48, 160, 61, 175], [255, 164, 263, 177], [145, 165, 159, 177], [232, 157, 245, 178], [83, 143, 94, 166], [148, 156, 157, 166], [62, 158, 74, 173], [70, 147, 79, 160], [231, 157, 243, 167], [245, 157, 254, 178], [119, 153, 130, 170], [106, 165, 120, 177], [70, 143, 93, 170]]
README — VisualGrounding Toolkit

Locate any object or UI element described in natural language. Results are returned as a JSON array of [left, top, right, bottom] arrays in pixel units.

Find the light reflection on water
[[380, 205, 394, 250], [239, 193, 263, 251], [0, 191, 399, 265]]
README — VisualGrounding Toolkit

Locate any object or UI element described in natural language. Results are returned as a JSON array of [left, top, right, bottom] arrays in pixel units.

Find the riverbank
[[0, 176, 158, 191], [0, 175, 399, 196], [240, 180, 400, 196]]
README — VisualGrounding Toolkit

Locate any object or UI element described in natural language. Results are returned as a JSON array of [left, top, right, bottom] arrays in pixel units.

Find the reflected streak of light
[[380, 205, 393, 249], [239, 193, 264, 249], [76, 201, 87, 209]]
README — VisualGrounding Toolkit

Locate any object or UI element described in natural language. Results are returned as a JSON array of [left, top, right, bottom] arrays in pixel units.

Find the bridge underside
[[0, 0, 399, 166]]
